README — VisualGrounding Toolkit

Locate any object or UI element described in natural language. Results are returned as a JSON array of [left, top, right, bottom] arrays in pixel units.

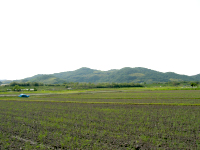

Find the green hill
[[18, 67, 200, 84], [21, 74, 66, 84]]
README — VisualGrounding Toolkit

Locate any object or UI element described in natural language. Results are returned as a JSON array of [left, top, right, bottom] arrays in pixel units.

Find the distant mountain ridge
[[17, 67, 200, 84]]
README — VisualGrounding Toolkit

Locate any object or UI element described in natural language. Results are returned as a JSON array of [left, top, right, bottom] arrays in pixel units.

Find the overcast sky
[[1, 0, 200, 80]]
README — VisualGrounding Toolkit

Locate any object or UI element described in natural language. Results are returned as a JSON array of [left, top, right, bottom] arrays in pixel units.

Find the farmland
[[1, 89, 200, 149]]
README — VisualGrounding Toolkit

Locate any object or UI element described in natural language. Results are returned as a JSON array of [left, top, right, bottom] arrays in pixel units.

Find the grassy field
[[1, 88, 200, 149]]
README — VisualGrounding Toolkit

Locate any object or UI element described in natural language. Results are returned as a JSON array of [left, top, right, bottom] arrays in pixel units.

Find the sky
[[0, 0, 200, 80]]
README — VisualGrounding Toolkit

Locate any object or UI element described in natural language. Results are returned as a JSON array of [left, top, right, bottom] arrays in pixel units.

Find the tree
[[32, 82, 39, 86], [10, 82, 19, 86], [12, 85, 21, 91], [172, 82, 180, 86], [190, 82, 197, 87]]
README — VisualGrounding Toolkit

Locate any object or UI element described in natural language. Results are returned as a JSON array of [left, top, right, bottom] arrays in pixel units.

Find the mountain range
[[14, 67, 200, 84]]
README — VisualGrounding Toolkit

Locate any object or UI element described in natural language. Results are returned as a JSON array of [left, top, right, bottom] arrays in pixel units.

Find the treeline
[[64, 82, 144, 89], [8, 81, 144, 89], [167, 81, 199, 86], [145, 81, 199, 87], [8, 81, 199, 90], [10, 82, 44, 86]]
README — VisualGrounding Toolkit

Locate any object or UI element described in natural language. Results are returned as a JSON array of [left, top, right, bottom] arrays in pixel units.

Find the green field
[[1, 89, 200, 149]]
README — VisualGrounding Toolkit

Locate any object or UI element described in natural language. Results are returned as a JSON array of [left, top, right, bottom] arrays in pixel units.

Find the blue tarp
[[19, 94, 29, 97]]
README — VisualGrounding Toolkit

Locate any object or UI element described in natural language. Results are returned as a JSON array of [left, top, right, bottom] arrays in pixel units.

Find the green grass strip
[[58, 97, 200, 99], [1, 99, 200, 106]]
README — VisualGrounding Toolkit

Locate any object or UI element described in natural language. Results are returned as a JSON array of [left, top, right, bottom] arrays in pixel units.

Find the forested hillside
[[16, 67, 200, 84]]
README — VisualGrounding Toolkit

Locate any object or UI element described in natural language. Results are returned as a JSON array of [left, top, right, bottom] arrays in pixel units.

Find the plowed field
[[1, 90, 200, 149]]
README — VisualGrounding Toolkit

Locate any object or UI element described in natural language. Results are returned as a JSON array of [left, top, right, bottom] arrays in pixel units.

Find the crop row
[[1, 100, 200, 149]]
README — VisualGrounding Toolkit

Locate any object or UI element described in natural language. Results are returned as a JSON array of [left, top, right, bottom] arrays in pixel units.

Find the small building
[[21, 89, 29, 91]]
